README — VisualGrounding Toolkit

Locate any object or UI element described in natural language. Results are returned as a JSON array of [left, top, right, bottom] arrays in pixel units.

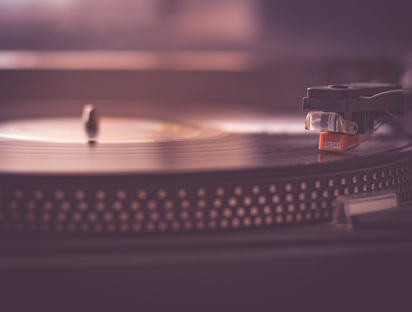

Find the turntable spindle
[[82, 104, 99, 143]]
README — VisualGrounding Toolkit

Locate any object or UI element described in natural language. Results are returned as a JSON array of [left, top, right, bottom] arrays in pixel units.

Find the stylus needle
[[82, 104, 99, 143]]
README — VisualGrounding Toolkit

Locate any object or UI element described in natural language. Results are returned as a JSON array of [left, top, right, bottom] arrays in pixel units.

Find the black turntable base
[[1, 99, 412, 311], [2, 219, 412, 312]]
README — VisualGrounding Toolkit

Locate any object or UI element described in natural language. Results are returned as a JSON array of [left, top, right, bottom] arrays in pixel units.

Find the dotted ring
[[0, 152, 411, 235]]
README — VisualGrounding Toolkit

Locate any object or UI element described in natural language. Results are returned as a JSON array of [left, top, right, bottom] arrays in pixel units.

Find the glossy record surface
[[0, 100, 411, 175]]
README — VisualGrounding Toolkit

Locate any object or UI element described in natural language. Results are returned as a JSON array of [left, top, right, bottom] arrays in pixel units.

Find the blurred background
[[1, 0, 411, 54], [1, 0, 412, 116]]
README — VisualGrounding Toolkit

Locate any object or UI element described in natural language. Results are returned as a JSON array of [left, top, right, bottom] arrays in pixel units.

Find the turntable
[[2, 66, 412, 312], [3, 0, 412, 309], [0, 80, 412, 237]]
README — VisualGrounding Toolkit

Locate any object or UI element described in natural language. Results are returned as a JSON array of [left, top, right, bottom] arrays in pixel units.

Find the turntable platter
[[1, 100, 412, 235]]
